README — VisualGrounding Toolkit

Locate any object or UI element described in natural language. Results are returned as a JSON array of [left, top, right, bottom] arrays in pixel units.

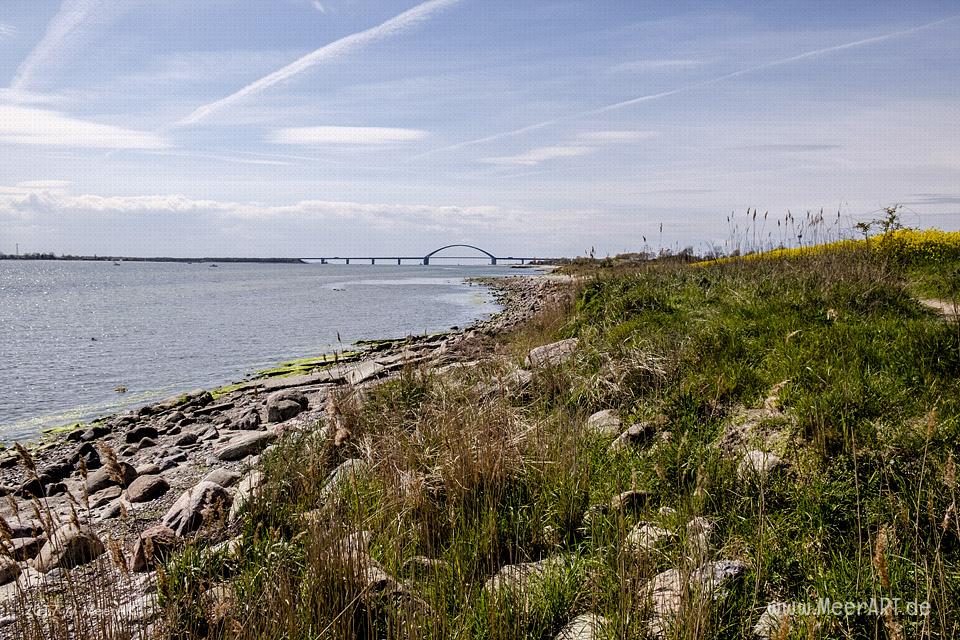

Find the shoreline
[[0, 273, 569, 633], [1, 268, 527, 445]]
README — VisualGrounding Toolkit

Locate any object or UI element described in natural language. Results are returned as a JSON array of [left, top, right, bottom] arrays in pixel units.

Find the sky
[[0, 0, 958, 258]]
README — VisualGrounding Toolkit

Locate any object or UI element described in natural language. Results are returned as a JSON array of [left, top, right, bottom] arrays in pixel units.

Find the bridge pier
[[397, 258, 401, 265]]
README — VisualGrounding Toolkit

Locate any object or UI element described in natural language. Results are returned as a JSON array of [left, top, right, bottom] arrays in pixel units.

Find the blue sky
[[0, 0, 958, 257]]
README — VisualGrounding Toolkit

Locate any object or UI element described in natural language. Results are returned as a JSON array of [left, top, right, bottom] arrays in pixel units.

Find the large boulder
[[525, 338, 579, 369], [125, 425, 159, 444], [126, 475, 170, 503], [320, 458, 370, 501], [483, 556, 568, 599], [215, 431, 276, 461], [737, 450, 784, 482], [203, 468, 242, 488], [32, 524, 105, 573], [266, 390, 308, 423], [625, 522, 675, 554], [85, 462, 137, 493], [131, 525, 178, 572], [161, 481, 233, 537], [585, 410, 621, 437], [645, 560, 747, 639], [233, 409, 261, 430]]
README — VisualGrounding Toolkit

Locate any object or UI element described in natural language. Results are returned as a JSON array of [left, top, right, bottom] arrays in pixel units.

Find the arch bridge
[[301, 244, 544, 265]]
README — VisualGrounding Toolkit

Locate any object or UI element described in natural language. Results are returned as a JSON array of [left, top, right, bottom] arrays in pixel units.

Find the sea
[[0, 260, 512, 441]]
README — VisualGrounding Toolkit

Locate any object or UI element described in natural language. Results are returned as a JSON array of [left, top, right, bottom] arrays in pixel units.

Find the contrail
[[177, 0, 461, 126], [10, 0, 109, 91], [419, 14, 959, 157]]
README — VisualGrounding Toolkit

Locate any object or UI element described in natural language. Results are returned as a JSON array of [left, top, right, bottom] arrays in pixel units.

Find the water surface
[[0, 261, 509, 441]]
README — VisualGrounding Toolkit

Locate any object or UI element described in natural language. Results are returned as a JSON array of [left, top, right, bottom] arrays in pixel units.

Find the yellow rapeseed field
[[699, 228, 960, 266]]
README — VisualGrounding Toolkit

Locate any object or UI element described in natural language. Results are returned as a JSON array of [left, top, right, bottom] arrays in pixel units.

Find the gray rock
[[6, 535, 45, 561], [228, 470, 264, 521], [609, 490, 649, 513], [737, 450, 784, 482], [686, 516, 713, 561], [344, 361, 387, 386], [89, 485, 122, 508], [125, 425, 159, 444], [525, 338, 579, 368], [174, 432, 199, 447], [645, 560, 747, 639], [321, 458, 370, 500], [131, 525, 178, 572], [161, 481, 233, 537], [556, 614, 610, 640], [136, 464, 161, 476], [753, 601, 791, 638], [126, 475, 170, 503], [0, 557, 20, 586], [608, 422, 657, 453], [625, 522, 674, 553], [266, 399, 304, 423], [215, 431, 276, 461], [31, 524, 105, 573], [203, 468, 242, 488], [483, 556, 567, 598], [585, 410, 621, 437], [85, 462, 137, 493], [233, 409, 261, 430]]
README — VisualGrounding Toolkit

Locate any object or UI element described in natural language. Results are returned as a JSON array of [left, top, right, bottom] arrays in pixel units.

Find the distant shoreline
[[0, 255, 306, 264]]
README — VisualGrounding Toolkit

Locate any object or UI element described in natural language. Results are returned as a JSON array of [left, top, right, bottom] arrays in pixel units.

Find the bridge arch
[[423, 244, 497, 265]]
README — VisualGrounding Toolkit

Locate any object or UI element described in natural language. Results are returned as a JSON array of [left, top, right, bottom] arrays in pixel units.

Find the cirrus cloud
[[0, 105, 168, 149], [269, 126, 428, 145]]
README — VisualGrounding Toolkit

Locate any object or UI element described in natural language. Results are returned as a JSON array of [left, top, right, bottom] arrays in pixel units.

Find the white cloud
[[312, 1, 327, 13], [482, 146, 593, 166], [577, 130, 658, 143], [0, 105, 168, 149], [0, 23, 16, 38], [270, 126, 428, 145], [16, 179, 73, 189], [178, 0, 461, 125]]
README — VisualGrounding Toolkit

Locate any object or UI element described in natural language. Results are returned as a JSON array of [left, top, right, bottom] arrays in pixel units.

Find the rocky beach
[[0, 274, 569, 638]]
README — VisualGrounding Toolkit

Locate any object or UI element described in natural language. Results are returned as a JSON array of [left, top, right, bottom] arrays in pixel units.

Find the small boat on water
[[209, 264, 219, 268]]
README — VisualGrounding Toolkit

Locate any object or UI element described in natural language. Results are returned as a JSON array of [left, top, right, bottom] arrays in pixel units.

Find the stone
[[228, 470, 264, 521], [203, 468, 242, 488], [5, 518, 43, 538], [32, 524, 105, 573], [625, 522, 675, 553], [737, 450, 784, 482], [266, 399, 304, 423], [321, 458, 370, 500], [556, 614, 610, 640], [609, 490, 650, 513], [125, 425, 159, 444], [215, 431, 276, 461], [85, 462, 137, 493], [0, 557, 20, 586], [6, 535, 45, 561], [608, 422, 657, 453], [131, 525, 178, 572], [161, 481, 233, 537], [174, 432, 198, 447], [645, 560, 747, 639], [89, 485, 122, 508], [136, 464, 161, 476], [686, 516, 713, 561], [344, 361, 387, 386], [753, 601, 792, 638], [483, 556, 568, 598], [525, 338, 579, 368], [38, 461, 73, 484], [585, 410, 621, 437], [73, 442, 102, 469], [402, 556, 450, 578], [233, 409, 261, 430], [15, 477, 44, 499], [138, 437, 158, 449], [126, 475, 170, 503]]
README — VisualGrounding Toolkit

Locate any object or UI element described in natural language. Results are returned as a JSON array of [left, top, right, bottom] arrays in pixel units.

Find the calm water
[[0, 261, 510, 441]]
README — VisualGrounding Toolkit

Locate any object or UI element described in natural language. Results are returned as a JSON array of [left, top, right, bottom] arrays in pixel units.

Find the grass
[[8, 229, 960, 638]]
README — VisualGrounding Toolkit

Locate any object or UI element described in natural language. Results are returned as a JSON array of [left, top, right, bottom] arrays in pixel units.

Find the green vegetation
[[253, 351, 361, 379], [159, 241, 960, 639]]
